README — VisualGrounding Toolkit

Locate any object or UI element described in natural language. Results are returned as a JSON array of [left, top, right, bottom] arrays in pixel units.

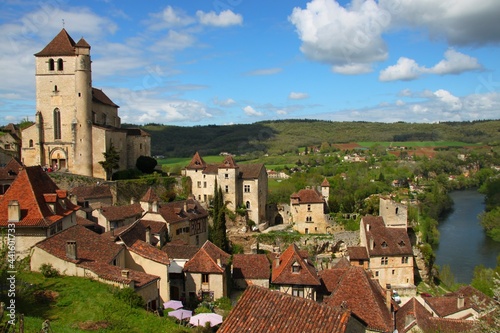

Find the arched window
[[48, 59, 55, 71], [53, 108, 61, 140], [246, 201, 250, 209], [57, 58, 63, 71], [29, 139, 34, 148]]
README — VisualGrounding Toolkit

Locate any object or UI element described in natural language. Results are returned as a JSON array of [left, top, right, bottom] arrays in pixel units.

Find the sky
[[1, 0, 500, 126]]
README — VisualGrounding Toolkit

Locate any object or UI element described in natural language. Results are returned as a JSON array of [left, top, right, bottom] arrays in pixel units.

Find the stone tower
[[218, 155, 239, 212], [321, 178, 330, 203]]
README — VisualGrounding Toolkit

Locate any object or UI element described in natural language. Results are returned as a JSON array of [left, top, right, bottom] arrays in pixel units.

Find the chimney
[[145, 226, 151, 245], [366, 223, 370, 231], [66, 240, 77, 260], [130, 197, 135, 204], [386, 284, 392, 312], [275, 256, 280, 268], [217, 258, 222, 268], [8, 200, 21, 222], [369, 238, 374, 250], [457, 294, 465, 309], [183, 201, 188, 212], [121, 269, 130, 278]]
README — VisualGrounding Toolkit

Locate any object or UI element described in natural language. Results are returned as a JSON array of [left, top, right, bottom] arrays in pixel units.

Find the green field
[[357, 141, 481, 148]]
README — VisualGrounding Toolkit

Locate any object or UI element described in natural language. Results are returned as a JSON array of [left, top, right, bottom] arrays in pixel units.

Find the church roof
[[92, 88, 119, 107], [35, 28, 77, 57], [75, 37, 90, 48]]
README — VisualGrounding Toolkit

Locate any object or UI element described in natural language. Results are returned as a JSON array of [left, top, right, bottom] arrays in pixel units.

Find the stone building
[[21, 29, 150, 179], [290, 179, 331, 234], [183, 152, 268, 224]]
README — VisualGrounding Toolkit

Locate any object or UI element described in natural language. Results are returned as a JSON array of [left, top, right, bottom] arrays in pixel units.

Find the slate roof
[[232, 254, 270, 280], [290, 188, 325, 204], [99, 203, 143, 222], [0, 166, 79, 227], [162, 241, 199, 260], [217, 285, 354, 333], [34, 28, 77, 56], [183, 240, 230, 274], [321, 266, 394, 333], [272, 244, 321, 286], [362, 215, 413, 256], [396, 298, 475, 333], [92, 88, 118, 108], [69, 184, 112, 201]]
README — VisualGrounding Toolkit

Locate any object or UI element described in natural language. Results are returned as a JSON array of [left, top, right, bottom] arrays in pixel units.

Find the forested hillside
[[125, 119, 500, 157]]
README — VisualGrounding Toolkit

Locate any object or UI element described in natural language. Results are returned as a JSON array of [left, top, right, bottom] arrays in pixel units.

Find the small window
[[57, 58, 63, 70], [381, 257, 388, 265], [29, 139, 34, 148], [375, 271, 379, 277], [203, 182, 207, 188], [382, 241, 388, 248], [48, 58, 55, 71], [402, 256, 409, 264], [202, 274, 209, 283], [197, 181, 202, 188], [225, 185, 229, 193], [54, 85, 58, 92], [224, 173, 229, 179], [244, 185, 250, 193], [246, 201, 250, 209], [392, 269, 395, 275], [307, 204, 311, 212], [292, 286, 304, 297]]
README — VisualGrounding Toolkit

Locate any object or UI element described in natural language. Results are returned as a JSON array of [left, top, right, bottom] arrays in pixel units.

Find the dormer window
[[292, 261, 301, 273], [381, 241, 388, 248], [398, 240, 406, 247]]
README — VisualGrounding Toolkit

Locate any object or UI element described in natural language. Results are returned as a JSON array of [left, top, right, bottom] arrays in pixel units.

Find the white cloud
[[243, 105, 263, 117], [289, 0, 390, 74], [245, 68, 282, 76], [379, 57, 424, 81], [430, 49, 482, 75], [395, 99, 405, 106], [433, 89, 463, 110], [150, 30, 196, 52], [213, 97, 236, 107], [276, 110, 288, 115], [288, 92, 309, 100], [196, 10, 243, 27], [148, 6, 194, 30]]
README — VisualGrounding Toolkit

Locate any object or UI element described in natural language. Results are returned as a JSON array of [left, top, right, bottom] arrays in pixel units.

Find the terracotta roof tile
[[162, 242, 199, 259], [128, 240, 169, 265], [0, 158, 23, 181], [321, 177, 330, 187], [321, 266, 394, 332], [157, 198, 207, 224], [290, 188, 325, 204], [272, 244, 321, 286], [217, 285, 353, 333], [185, 152, 207, 170], [34, 28, 77, 56], [347, 246, 369, 260], [232, 254, 270, 280], [0, 166, 79, 227], [100, 203, 143, 222], [183, 240, 230, 274], [362, 216, 412, 256], [92, 88, 118, 108], [79, 261, 159, 288], [69, 184, 112, 201], [140, 187, 160, 203], [219, 155, 238, 168], [139, 219, 166, 234]]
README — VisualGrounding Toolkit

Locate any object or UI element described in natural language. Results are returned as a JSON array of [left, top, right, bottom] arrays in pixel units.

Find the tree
[[99, 143, 120, 180], [210, 180, 228, 252], [136, 155, 157, 174]]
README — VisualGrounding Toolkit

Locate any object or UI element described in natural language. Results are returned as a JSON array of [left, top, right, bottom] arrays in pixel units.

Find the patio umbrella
[[163, 300, 183, 310], [168, 309, 192, 321], [189, 313, 223, 327]]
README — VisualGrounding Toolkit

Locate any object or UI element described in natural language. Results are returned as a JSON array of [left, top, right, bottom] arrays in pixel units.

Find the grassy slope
[[13, 272, 186, 333]]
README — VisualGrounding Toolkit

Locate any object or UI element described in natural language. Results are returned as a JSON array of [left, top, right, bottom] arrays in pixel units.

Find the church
[[21, 29, 150, 179]]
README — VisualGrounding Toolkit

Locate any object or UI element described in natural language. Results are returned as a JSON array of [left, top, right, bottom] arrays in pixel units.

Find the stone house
[[0, 157, 23, 194], [183, 240, 230, 303], [0, 165, 79, 258], [290, 178, 331, 234], [30, 225, 161, 310], [21, 29, 150, 179], [96, 202, 143, 232], [217, 285, 366, 333], [231, 254, 270, 289], [69, 184, 114, 221], [183, 152, 268, 224], [271, 243, 321, 301]]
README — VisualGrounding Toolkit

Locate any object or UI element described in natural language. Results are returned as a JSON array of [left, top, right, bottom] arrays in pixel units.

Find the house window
[[202, 274, 209, 283], [29, 139, 34, 148], [307, 204, 311, 212], [292, 286, 304, 298], [244, 185, 250, 193], [203, 182, 207, 188], [48, 58, 55, 71], [382, 241, 388, 248], [225, 185, 229, 193], [381, 257, 388, 265], [53, 108, 61, 140], [306, 216, 312, 222], [375, 271, 379, 277], [57, 58, 63, 70], [224, 173, 229, 179], [305, 228, 309, 234], [402, 256, 409, 264], [197, 181, 202, 188], [196, 235, 199, 246], [392, 269, 395, 275], [292, 262, 301, 273], [358, 260, 364, 266], [246, 201, 250, 209]]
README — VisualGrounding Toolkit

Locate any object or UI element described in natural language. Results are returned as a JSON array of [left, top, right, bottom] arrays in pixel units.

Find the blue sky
[[1, 0, 500, 126]]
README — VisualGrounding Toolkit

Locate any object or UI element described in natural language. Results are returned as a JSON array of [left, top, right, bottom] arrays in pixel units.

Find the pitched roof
[[290, 188, 325, 204], [0, 166, 79, 227], [183, 240, 230, 274], [272, 244, 321, 286], [75, 37, 90, 48], [239, 163, 265, 179], [141, 187, 160, 203], [347, 246, 369, 260], [219, 155, 238, 168], [99, 203, 143, 222], [185, 152, 207, 170], [217, 285, 354, 333], [0, 157, 23, 182], [157, 198, 207, 224], [162, 241, 199, 260], [232, 254, 270, 280], [35, 224, 122, 264], [34, 29, 77, 56], [103, 219, 158, 247], [321, 266, 394, 332], [78, 261, 159, 289], [422, 286, 491, 318], [362, 215, 413, 256], [396, 298, 475, 333], [69, 184, 112, 201], [128, 240, 169, 265], [321, 177, 330, 187], [92, 88, 118, 108], [139, 219, 166, 234]]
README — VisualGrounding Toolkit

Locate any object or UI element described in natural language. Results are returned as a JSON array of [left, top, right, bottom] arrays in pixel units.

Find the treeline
[[123, 119, 500, 158]]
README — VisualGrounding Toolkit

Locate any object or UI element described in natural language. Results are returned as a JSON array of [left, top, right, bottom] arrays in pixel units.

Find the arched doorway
[[49, 147, 68, 171], [274, 213, 283, 225]]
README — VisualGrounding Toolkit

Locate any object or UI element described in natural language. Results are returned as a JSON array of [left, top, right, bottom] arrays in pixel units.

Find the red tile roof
[[162, 242, 199, 260], [347, 246, 369, 260], [139, 219, 166, 234], [290, 188, 325, 204], [141, 187, 160, 203], [157, 198, 207, 224], [272, 244, 321, 286], [34, 28, 77, 56], [219, 155, 238, 168], [0, 166, 79, 227], [321, 266, 394, 332], [232, 254, 270, 280], [100, 203, 143, 222], [183, 240, 230, 274], [217, 285, 354, 333], [69, 184, 112, 201], [185, 152, 206, 170], [362, 216, 413, 256], [128, 240, 169, 265], [321, 177, 330, 187], [92, 88, 118, 108], [0, 158, 23, 182], [103, 219, 159, 247], [79, 261, 159, 288]]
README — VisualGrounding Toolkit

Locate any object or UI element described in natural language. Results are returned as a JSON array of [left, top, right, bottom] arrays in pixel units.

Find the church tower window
[[57, 58, 63, 70], [53, 108, 61, 140], [48, 58, 54, 71]]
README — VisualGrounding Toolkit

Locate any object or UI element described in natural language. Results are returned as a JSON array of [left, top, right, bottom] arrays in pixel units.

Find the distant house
[[96, 202, 143, 232], [232, 254, 270, 289], [69, 184, 114, 220], [30, 225, 162, 310], [271, 243, 321, 300], [217, 285, 366, 333], [0, 157, 22, 194], [0, 166, 79, 258], [162, 240, 199, 301], [183, 240, 230, 303], [290, 179, 331, 234]]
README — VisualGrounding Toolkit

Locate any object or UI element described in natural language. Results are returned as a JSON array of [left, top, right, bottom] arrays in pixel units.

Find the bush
[[39, 263, 60, 278], [112, 287, 144, 308]]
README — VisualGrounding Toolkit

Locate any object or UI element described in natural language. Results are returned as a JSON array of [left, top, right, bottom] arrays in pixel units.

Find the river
[[433, 189, 500, 284]]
